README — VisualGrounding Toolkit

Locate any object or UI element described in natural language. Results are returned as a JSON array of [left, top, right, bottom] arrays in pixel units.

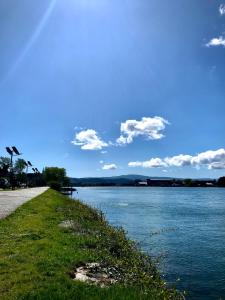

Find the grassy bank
[[0, 189, 182, 299]]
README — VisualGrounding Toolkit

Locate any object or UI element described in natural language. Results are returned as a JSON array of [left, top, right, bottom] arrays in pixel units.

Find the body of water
[[74, 187, 225, 300]]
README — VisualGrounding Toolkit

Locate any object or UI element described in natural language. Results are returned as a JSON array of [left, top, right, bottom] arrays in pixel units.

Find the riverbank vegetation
[[69, 175, 225, 187], [0, 189, 182, 299]]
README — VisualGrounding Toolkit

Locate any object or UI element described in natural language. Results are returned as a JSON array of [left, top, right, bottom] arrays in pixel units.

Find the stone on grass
[[73, 263, 120, 288]]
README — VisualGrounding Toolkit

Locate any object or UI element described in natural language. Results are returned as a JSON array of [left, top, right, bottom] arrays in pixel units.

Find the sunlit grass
[[0, 189, 182, 299]]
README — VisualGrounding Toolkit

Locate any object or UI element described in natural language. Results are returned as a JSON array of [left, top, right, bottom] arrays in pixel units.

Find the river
[[74, 187, 225, 300]]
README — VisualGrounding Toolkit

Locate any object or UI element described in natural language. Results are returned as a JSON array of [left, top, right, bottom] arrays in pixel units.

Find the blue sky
[[0, 0, 225, 178]]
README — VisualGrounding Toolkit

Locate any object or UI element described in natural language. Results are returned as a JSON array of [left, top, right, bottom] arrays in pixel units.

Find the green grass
[[0, 189, 182, 300]]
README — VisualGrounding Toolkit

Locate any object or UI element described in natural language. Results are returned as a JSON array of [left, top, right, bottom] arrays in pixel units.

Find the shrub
[[49, 181, 62, 191], [218, 176, 225, 187], [42, 167, 69, 187]]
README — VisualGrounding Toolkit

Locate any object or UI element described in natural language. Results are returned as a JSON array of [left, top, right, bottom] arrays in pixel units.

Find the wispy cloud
[[71, 129, 108, 150], [206, 36, 225, 47], [219, 4, 225, 15], [74, 126, 84, 130], [102, 163, 117, 170], [116, 116, 169, 146], [128, 148, 225, 169]]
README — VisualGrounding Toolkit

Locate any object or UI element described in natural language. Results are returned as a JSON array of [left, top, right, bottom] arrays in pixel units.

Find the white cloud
[[101, 150, 107, 154], [128, 161, 143, 167], [208, 162, 225, 169], [206, 36, 225, 47], [128, 158, 167, 168], [191, 148, 225, 165], [102, 163, 117, 170], [165, 154, 193, 167], [74, 126, 84, 130], [116, 116, 169, 145], [71, 129, 108, 150], [99, 160, 104, 164], [128, 148, 225, 169], [219, 4, 225, 15]]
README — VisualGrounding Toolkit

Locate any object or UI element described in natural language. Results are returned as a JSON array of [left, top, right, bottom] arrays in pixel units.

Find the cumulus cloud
[[191, 148, 225, 165], [206, 4, 225, 47], [128, 148, 225, 169], [208, 162, 225, 169], [116, 116, 169, 145], [71, 129, 108, 150], [128, 158, 166, 168], [73, 116, 168, 151], [219, 4, 225, 15], [206, 36, 225, 47], [102, 163, 117, 170], [165, 154, 193, 167]]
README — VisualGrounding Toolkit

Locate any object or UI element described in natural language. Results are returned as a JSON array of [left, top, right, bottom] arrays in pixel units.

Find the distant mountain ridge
[[99, 174, 173, 180], [70, 174, 174, 187], [69, 174, 215, 187]]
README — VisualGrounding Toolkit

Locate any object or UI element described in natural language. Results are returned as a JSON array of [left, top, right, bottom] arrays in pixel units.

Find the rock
[[73, 262, 120, 287], [58, 220, 74, 229]]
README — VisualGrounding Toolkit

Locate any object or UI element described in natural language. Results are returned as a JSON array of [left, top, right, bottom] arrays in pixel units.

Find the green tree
[[14, 159, 27, 174], [42, 167, 69, 190], [0, 157, 10, 178], [217, 176, 225, 187], [13, 159, 27, 186], [183, 179, 193, 187], [0, 157, 11, 168]]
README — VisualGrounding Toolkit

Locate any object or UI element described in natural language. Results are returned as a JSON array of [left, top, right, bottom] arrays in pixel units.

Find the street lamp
[[32, 167, 39, 174], [5, 146, 22, 190], [24, 161, 32, 187]]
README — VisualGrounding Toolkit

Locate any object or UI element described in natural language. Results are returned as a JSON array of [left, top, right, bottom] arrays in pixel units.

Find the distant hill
[[69, 174, 216, 187], [69, 174, 174, 187]]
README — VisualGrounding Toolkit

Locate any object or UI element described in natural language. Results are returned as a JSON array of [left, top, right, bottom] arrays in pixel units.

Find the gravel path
[[0, 187, 48, 219]]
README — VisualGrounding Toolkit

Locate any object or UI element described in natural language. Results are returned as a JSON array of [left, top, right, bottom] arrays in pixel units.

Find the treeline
[[70, 177, 136, 187], [146, 178, 225, 187], [0, 155, 69, 190], [0, 156, 44, 189], [70, 176, 225, 187]]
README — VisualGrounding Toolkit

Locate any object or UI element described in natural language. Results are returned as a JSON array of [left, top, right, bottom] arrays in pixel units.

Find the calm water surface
[[74, 187, 225, 300]]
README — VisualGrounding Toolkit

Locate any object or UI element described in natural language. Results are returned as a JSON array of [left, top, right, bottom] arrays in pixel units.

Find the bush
[[42, 167, 69, 187], [218, 176, 225, 187], [49, 181, 62, 191], [0, 178, 10, 189]]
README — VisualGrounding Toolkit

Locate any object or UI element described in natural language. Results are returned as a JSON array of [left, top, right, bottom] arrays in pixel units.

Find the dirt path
[[0, 187, 48, 219]]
